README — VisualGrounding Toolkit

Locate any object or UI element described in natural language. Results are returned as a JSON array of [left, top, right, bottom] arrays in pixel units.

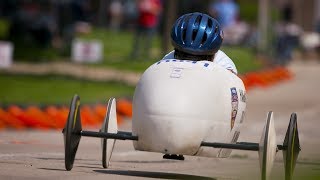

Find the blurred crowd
[[0, 0, 320, 65], [0, 0, 163, 56], [0, 0, 93, 51], [208, 0, 254, 47], [208, 0, 320, 65]]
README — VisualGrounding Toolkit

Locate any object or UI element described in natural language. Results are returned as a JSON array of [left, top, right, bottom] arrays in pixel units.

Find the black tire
[[64, 95, 82, 171], [284, 113, 300, 180], [102, 129, 107, 168]]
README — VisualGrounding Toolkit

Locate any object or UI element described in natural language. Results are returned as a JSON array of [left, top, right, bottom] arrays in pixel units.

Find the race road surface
[[0, 60, 320, 180]]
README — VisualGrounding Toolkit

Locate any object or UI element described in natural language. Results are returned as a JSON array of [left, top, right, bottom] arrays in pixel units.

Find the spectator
[[122, 0, 138, 30], [274, 4, 302, 65], [109, 0, 123, 32], [208, 0, 247, 46], [7, 1, 56, 48], [62, 0, 92, 49], [30, 2, 57, 48], [131, 0, 162, 59], [209, 0, 239, 29], [70, 0, 91, 23]]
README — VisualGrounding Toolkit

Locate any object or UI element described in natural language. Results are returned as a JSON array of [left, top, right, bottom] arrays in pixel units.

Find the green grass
[[78, 29, 261, 73], [222, 46, 262, 74], [0, 74, 135, 105], [1, 29, 262, 105], [78, 29, 163, 72], [12, 28, 262, 73]]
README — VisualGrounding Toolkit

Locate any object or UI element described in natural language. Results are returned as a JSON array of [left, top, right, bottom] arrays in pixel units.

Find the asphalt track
[[1, 60, 320, 180]]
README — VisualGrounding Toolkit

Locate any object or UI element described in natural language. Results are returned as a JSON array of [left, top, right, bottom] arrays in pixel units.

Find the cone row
[[0, 99, 132, 130]]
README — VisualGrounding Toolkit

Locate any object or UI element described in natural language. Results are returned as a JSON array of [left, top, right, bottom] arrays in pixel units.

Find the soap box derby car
[[63, 59, 300, 180]]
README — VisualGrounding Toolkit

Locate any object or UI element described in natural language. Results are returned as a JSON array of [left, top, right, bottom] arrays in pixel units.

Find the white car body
[[132, 59, 247, 158]]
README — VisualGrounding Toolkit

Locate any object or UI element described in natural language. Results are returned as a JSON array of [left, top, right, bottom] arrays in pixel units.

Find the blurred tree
[[161, 0, 177, 55], [97, 0, 109, 27]]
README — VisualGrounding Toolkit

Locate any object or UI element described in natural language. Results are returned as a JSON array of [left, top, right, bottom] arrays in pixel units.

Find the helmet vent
[[195, 15, 202, 25], [201, 33, 207, 44], [214, 26, 219, 34], [193, 15, 201, 42], [207, 19, 213, 29], [192, 30, 198, 41], [182, 29, 187, 42]]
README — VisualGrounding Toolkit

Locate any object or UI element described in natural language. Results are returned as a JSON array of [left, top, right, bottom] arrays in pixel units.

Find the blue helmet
[[171, 12, 223, 55]]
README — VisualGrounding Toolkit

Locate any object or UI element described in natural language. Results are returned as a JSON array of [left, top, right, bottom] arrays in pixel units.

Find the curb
[[1, 62, 141, 86]]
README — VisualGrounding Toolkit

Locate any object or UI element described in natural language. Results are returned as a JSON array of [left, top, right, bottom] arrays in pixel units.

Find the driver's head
[[171, 12, 223, 61]]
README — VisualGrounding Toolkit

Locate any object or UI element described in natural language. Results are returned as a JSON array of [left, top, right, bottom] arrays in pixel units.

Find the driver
[[162, 12, 238, 75]]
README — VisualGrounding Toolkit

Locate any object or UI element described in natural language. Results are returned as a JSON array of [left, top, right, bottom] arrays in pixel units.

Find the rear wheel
[[283, 113, 300, 180], [63, 95, 82, 171]]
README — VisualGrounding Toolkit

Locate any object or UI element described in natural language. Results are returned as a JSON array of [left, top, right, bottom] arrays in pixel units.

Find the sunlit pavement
[[0, 60, 320, 180]]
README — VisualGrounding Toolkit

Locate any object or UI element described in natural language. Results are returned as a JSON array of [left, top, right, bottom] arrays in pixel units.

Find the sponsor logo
[[156, 59, 210, 68], [230, 87, 238, 130], [170, 67, 184, 78], [239, 89, 247, 102]]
